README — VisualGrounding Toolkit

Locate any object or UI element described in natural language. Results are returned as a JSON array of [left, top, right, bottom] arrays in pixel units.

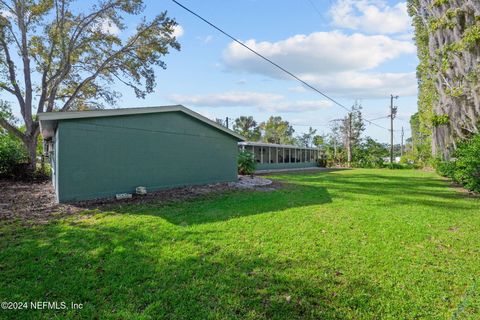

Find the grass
[[1, 169, 479, 319]]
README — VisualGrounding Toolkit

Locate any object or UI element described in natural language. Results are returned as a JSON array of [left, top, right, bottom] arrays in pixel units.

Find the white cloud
[[222, 30, 417, 98], [168, 91, 333, 113], [223, 31, 415, 76], [169, 91, 281, 107], [172, 25, 184, 38], [300, 71, 417, 98], [267, 100, 333, 112], [330, 0, 411, 34]]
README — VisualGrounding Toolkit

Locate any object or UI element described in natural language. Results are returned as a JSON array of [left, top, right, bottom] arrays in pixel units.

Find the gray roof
[[239, 141, 319, 150], [38, 105, 245, 141]]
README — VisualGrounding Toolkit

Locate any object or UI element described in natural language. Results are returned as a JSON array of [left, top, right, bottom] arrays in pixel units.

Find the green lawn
[[1, 169, 479, 319]]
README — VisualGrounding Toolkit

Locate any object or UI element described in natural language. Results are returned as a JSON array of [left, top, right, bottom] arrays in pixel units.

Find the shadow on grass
[[276, 170, 478, 209], [0, 221, 387, 320], [2, 170, 472, 319], [97, 169, 477, 225], [113, 183, 332, 226]]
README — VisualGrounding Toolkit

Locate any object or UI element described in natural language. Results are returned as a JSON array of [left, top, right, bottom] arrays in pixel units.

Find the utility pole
[[390, 94, 398, 163], [225, 117, 230, 129], [401, 126, 404, 157]]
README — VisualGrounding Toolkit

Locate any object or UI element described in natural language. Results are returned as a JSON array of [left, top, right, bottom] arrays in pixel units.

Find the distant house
[[38, 105, 244, 203], [239, 141, 320, 171]]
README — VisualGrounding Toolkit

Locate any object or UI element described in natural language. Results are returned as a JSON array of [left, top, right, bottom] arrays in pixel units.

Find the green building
[[238, 141, 320, 171], [38, 105, 244, 203]]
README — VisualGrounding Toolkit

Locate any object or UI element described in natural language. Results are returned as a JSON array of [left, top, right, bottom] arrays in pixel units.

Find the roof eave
[[37, 105, 245, 141]]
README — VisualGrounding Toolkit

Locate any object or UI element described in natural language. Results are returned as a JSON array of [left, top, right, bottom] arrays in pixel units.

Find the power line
[[366, 115, 389, 122], [365, 120, 390, 131], [171, 0, 391, 132], [172, 0, 350, 112]]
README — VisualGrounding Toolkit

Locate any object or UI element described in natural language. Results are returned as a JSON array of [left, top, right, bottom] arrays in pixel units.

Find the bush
[[452, 135, 480, 192], [316, 157, 327, 167], [352, 157, 384, 168], [385, 163, 416, 169], [0, 132, 29, 179], [435, 134, 480, 192], [435, 159, 456, 178], [385, 163, 404, 169], [238, 150, 256, 175]]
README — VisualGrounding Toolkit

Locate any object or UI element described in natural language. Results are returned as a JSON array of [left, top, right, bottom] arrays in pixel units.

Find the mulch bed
[[0, 180, 79, 223], [0, 179, 282, 224]]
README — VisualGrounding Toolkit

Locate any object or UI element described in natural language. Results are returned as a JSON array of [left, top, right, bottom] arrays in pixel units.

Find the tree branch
[[15, 0, 33, 132], [60, 20, 156, 111], [0, 116, 25, 141], [37, 34, 57, 114], [0, 83, 16, 95], [0, 32, 26, 111], [44, 0, 121, 92]]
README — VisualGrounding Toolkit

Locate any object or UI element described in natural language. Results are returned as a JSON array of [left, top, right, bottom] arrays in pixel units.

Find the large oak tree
[[0, 0, 180, 171]]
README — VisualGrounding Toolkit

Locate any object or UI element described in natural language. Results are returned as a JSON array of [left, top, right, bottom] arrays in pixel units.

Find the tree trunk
[[24, 134, 38, 174]]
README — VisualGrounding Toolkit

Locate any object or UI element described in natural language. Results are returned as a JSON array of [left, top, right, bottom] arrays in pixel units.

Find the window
[[272, 147, 278, 163], [262, 147, 268, 164], [277, 148, 282, 163], [254, 146, 262, 163]]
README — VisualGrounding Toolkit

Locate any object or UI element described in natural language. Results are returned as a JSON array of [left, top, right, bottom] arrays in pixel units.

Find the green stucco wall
[[255, 161, 317, 171], [55, 112, 239, 202]]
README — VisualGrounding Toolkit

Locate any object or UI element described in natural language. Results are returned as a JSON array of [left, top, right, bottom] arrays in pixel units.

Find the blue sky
[[4, 0, 419, 143]]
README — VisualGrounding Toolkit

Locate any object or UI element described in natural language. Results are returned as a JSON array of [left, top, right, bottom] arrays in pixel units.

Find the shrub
[[316, 157, 327, 167], [238, 150, 256, 175], [435, 134, 480, 192], [385, 163, 403, 169], [325, 158, 335, 168], [435, 159, 456, 178], [0, 132, 29, 179], [451, 135, 480, 192], [352, 157, 384, 168], [385, 163, 416, 169]]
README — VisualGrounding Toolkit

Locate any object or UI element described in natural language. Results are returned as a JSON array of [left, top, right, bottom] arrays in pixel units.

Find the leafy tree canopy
[[260, 116, 294, 145], [233, 116, 261, 141], [0, 0, 180, 170], [296, 126, 317, 148]]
